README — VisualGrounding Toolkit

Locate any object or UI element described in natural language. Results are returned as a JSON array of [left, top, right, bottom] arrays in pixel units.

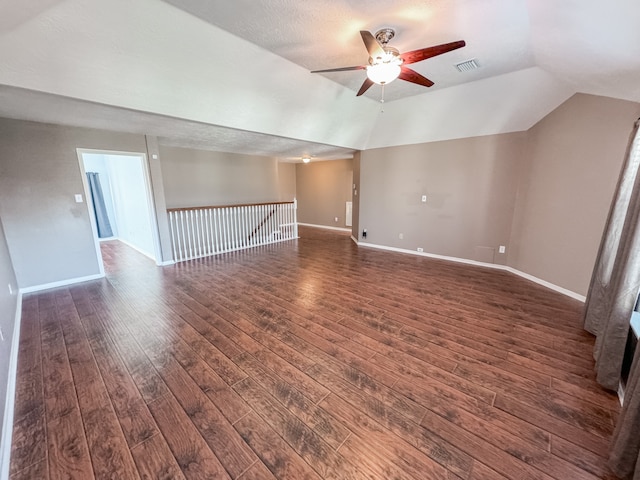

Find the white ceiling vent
[[455, 59, 480, 72]]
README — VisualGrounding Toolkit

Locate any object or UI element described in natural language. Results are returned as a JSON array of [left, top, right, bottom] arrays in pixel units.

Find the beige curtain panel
[[583, 119, 640, 479]]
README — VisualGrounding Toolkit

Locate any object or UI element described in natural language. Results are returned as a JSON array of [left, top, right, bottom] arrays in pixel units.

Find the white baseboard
[[501, 266, 585, 302], [298, 223, 351, 233], [1, 293, 22, 480], [157, 260, 176, 266], [116, 238, 156, 262], [20, 273, 105, 294], [350, 235, 358, 245], [356, 241, 585, 302]]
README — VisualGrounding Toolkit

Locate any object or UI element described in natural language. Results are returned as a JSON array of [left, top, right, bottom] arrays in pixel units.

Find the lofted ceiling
[[0, 0, 638, 161]]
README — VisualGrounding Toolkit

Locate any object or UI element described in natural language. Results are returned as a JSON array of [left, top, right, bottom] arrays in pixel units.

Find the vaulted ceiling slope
[[0, 0, 638, 159]]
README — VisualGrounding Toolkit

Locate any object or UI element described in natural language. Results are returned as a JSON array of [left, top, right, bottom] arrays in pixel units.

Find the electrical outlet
[[417, 247, 424, 252], [74, 194, 83, 203], [421, 195, 427, 203], [499, 245, 506, 254], [399, 233, 403, 239], [334, 216, 339, 223]]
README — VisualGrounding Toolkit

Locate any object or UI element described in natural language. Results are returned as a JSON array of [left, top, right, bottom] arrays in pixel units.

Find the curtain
[[583, 119, 640, 390], [609, 344, 640, 479], [86, 172, 114, 238]]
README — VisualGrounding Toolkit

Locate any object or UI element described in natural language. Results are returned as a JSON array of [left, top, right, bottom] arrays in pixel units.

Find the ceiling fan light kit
[[311, 28, 466, 97]]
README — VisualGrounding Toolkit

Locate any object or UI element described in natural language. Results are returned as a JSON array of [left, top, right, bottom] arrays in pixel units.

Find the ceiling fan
[[311, 28, 466, 97]]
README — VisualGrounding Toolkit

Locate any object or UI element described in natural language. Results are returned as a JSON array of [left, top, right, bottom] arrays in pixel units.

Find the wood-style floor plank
[[10, 227, 620, 479]]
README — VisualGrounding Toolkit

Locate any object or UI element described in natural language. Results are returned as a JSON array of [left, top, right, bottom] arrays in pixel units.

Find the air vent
[[455, 59, 479, 72]]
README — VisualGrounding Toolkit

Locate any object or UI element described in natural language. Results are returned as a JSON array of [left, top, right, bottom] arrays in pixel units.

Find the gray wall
[[296, 159, 353, 228], [0, 118, 148, 288], [359, 133, 527, 264], [159, 146, 291, 208], [509, 93, 640, 295], [0, 215, 18, 465]]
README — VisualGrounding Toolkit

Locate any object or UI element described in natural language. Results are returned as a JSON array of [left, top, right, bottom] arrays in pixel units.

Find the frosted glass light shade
[[366, 63, 401, 85]]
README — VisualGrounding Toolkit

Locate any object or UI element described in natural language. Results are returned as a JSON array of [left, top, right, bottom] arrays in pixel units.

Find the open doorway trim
[[76, 148, 163, 271]]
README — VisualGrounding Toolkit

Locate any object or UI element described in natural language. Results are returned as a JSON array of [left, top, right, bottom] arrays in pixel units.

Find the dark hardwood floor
[[10, 226, 620, 479]]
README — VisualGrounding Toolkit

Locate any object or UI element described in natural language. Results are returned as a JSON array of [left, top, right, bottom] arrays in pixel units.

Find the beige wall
[[509, 94, 640, 295], [296, 158, 353, 228], [358, 133, 527, 264], [159, 146, 289, 208], [0, 118, 149, 288], [277, 162, 297, 202]]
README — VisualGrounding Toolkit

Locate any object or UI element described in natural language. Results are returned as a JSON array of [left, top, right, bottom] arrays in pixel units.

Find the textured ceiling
[[0, 0, 638, 160], [162, 0, 535, 102]]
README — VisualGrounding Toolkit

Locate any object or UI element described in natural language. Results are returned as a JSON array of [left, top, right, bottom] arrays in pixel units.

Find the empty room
[[1, 1, 640, 479]]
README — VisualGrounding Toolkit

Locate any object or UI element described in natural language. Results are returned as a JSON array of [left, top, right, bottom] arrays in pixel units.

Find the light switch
[[74, 194, 83, 203], [421, 195, 427, 203]]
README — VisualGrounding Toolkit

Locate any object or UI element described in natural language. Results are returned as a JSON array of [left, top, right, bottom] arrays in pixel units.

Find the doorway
[[77, 149, 162, 273]]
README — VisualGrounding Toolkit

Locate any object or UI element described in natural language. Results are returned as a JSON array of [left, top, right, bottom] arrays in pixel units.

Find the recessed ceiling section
[[0, 85, 355, 161]]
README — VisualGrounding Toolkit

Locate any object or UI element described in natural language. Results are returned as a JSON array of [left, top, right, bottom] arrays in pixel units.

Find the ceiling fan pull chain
[[380, 84, 385, 113]]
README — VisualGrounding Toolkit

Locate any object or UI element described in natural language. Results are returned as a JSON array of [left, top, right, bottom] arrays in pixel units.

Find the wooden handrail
[[167, 201, 293, 213]]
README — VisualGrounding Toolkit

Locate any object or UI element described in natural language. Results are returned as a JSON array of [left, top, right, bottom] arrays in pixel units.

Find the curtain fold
[[583, 120, 640, 390], [582, 119, 640, 479], [86, 172, 114, 238], [609, 344, 640, 479]]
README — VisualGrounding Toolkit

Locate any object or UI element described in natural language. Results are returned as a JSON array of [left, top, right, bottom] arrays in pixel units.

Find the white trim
[[117, 238, 156, 262], [357, 241, 585, 302], [298, 223, 351, 233], [157, 260, 176, 266], [502, 266, 586, 302], [76, 150, 105, 277], [19, 273, 105, 294], [618, 382, 625, 407], [77, 148, 163, 269], [351, 235, 358, 245], [1, 293, 22, 480]]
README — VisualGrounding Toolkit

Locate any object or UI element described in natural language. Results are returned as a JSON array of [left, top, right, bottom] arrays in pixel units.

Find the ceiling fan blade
[[399, 67, 434, 88], [311, 65, 366, 73], [360, 30, 385, 59], [401, 40, 466, 65], [356, 78, 374, 96]]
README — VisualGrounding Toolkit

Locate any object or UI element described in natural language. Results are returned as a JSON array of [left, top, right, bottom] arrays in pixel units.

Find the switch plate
[[334, 217, 339, 223], [421, 195, 427, 203], [499, 245, 506, 254], [74, 194, 83, 203]]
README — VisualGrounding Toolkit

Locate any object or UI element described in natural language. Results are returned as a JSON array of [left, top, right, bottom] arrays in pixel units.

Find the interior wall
[[358, 133, 526, 264], [160, 146, 286, 208], [0, 215, 19, 468], [296, 158, 353, 228], [277, 162, 297, 202], [509, 93, 640, 295], [106, 155, 156, 258], [0, 117, 147, 288]]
